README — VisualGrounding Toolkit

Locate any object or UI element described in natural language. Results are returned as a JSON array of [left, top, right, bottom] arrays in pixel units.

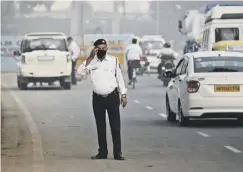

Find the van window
[[22, 38, 68, 53], [202, 30, 206, 49], [203, 29, 209, 49], [215, 28, 239, 42]]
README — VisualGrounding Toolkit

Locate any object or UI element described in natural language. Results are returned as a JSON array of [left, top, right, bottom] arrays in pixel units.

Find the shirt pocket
[[103, 67, 115, 74]]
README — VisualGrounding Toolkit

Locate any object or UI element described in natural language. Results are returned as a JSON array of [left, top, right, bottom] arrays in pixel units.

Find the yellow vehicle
[[213, 41, 243, 52], [107, 44, 125, 65]]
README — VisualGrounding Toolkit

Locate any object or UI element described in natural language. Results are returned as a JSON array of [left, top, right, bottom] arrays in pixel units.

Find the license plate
[[38, 56, 54, 61], [214, 85, 240, 92]]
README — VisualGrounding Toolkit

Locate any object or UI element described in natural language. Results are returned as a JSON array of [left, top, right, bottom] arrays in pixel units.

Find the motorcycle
[[138, 56, 150, 76], [158, 58, 175, 86]]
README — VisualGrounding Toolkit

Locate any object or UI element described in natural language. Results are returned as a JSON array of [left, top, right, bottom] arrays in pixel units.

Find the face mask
[[97, 50, 106, 59]]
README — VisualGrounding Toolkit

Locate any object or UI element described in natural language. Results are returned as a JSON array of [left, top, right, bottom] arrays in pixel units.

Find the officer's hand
[[121, 96, 127, 108], [89, 47, 98, 59]]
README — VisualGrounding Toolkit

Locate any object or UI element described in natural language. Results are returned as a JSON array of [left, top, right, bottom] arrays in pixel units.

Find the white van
[[202, 6, 243, 51], [14, 32, 72, 90], [141, 36, 165, 69]]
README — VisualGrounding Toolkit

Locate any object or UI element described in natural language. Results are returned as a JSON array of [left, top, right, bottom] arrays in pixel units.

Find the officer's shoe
[[91, 154, 107, 160], [114, 154, 125, 160]]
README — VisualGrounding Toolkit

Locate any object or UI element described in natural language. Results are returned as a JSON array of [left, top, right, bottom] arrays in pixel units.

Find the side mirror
[[13, 50, 20, 56]]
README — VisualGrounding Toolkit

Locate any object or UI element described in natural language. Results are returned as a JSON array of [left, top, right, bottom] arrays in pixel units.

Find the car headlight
[[162, 66, 165, 70]]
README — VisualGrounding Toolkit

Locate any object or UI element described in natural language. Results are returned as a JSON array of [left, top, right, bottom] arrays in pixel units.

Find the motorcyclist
[[157, 42, 177, 78], [183, 39, 200, 54]]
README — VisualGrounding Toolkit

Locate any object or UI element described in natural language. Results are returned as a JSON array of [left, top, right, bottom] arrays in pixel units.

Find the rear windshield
[[143, 41, 163, 49], [193, 56, 243, 73], [22, 38, 68, 53]]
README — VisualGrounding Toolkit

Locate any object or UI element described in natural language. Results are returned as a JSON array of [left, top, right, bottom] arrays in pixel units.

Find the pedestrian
[[67, 37, 80, 85], [77, 39, 127, 160]]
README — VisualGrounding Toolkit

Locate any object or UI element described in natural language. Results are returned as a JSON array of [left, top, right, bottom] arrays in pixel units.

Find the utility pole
[[80, 2, 84, 45], [156, 1, 160, 34]]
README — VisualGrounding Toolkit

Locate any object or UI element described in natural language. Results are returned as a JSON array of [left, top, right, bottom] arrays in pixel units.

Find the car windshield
[[22, 38, 68, 53], [143, 41, 163, 49], [193, 56, 243, 73]]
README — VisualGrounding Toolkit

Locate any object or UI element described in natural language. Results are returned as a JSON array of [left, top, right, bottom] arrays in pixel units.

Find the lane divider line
[[133, 100, 140, 104], [224, 146, 242, 154], [159, 113, 167, 118], [197, 132, 210, 137], [145, 106, 153, 110]]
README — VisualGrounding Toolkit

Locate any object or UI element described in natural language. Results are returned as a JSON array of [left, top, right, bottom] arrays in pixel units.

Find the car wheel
[[63, 82, 71, 90], [166, 96, 176, 122], [178, 101, 189, 126]]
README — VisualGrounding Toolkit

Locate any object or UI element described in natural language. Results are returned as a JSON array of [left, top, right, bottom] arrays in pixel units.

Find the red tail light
[[187, 80, 200, 93], [140, 57, 145, 61]]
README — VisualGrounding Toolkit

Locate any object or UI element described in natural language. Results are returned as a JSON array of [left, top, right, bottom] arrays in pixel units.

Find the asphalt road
[[1, 73, 243, 172]]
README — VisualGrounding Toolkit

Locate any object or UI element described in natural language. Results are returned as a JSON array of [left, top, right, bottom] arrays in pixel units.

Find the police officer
[[77, 39, 127, 160]]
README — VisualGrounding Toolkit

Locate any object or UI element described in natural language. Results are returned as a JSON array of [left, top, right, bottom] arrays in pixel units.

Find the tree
[[18, 1, 54, 14]]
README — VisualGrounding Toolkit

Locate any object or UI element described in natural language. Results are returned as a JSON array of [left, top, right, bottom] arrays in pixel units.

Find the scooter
[[158, 61, 174, 86], [138, 57, 150, 76]]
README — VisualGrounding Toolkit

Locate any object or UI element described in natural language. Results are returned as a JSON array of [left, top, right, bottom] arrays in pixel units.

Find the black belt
[[93, 88, 118, 98]]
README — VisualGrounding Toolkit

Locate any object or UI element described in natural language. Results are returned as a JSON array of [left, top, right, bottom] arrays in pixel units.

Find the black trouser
[[127, 61, 133, 81], [127, 60, 140, 81], [71, 60, 77, 85], [92, 89, 121, 156], [157, 62, 163, 75]]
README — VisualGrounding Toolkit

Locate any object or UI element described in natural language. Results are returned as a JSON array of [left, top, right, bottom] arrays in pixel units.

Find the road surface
[[1, 73, 243, 172]]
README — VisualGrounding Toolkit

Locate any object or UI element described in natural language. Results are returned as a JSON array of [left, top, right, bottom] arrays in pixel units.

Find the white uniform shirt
[[77, 54, 127, 95], [125, 44, 143, 61], [68, 41, 81, 61]]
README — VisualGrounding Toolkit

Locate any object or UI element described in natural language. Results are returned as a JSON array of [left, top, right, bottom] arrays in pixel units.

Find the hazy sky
[[35, 0, 150, 13]]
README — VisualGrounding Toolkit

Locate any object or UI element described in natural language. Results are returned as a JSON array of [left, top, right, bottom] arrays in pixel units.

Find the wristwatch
[[122, 94, 126, 98]]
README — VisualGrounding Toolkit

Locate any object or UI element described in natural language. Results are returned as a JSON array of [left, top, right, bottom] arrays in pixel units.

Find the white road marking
[[159, 113, 167, 118], [224, 146, 242, 154], [2, 83, 44, 172], [197, 132, 210, 137], [133, 100, 140, 104], [145, 106, 153, 110]]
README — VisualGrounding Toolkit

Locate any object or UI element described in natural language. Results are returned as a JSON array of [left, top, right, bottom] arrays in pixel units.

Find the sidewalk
[[1, 87, 33, 172]]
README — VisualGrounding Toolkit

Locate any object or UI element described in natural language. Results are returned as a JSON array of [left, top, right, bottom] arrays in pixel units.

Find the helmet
[[164, 42, 171, 48]]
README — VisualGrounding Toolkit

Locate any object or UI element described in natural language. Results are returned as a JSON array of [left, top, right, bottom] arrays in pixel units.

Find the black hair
[[132, 38, 137, 44]]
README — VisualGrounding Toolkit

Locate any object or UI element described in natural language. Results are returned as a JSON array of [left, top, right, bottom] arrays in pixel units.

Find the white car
[[164, 51, 243, 126], [14, 32, 72, 90]]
